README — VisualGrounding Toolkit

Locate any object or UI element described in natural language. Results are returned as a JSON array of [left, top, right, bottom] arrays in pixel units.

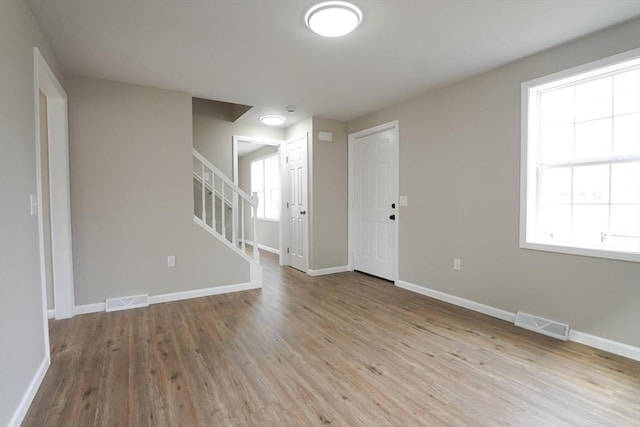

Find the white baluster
[[241, 199, 246, 254], [201, 163, 206, 225], [251, 191, 259, 262], [232, 192, 238, 246], [221, 182, 226, 241], [210, 170, 216, 231]]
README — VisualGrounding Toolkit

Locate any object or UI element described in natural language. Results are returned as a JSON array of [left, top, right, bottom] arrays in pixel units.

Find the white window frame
[[520, 48, 640, 263], [251, 153, 280, 221]]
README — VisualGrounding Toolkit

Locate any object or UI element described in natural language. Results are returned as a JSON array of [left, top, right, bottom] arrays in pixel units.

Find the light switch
[[399, 196, 408, 207], [168, 256, 176, 267]]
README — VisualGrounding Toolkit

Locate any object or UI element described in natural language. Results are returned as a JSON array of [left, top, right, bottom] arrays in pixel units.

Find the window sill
[[520, 241, 639, 263]]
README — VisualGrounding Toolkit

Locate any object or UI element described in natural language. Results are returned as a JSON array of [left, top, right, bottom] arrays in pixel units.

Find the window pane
[[251, 160, 264, 194], [610, 205, 640, 238], [540, 86, 574, 127], [611, 162, 640, 204], [257, 190, 265, 218], [540, 124, 574, 163], [539, 204, 571, 242], [263, 155, 280, 219], [251, 160, 265, 218], [264, 155, 279, 194], [525, 57, 640, 258], [613, 113, 640, 156], [575, 76, 612, 122], [606, 235, 640, 251], [573, 164, 609, 204], [614, 69, 640, 115], [572, 205, 609, 245], [574, 118, 612, 160], [266, 188, 280, 219], [541, 167, 571, 203]]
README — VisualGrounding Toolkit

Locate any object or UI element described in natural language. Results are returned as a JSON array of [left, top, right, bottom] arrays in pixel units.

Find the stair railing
[[192, 149, 259, 264]]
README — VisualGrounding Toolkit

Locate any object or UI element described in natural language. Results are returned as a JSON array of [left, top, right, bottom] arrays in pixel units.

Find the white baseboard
[[149, 282, 260, 305], [307, 265, 350, 276], [569, 330, 640, 361], [395, 279, 640, 362], [241, 240, 280, 255], [8, 354, 50, 427], [72, 282, 262, 315], [47, 309, 54, 319], [74, 302, 105, 315], [395, 280, 515, 322]]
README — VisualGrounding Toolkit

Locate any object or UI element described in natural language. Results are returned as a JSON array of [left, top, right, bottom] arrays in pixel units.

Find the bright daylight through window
[[521, 49, 640, 262], [251, 154, 280, 220]]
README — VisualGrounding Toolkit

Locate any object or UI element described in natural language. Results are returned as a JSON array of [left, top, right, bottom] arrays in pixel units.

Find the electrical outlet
[[167, 256, 176, 267], [453, 258, 461, 271]]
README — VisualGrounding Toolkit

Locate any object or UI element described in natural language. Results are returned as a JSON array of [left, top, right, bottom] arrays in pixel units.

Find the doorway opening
[[233, 136, 283, 261], [233, 134, 309, 272]]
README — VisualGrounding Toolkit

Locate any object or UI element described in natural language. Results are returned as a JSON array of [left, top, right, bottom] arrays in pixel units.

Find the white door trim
[[34, 48, 75, 323], [348, 120, 400, 280]]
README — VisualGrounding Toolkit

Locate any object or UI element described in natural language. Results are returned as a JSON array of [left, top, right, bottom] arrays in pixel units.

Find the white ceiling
[[27, 0, 640, 126]]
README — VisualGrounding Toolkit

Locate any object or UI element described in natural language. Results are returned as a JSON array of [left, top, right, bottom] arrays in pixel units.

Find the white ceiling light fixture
[[305, 1, 362, 38], [260, 115, 286, 126]]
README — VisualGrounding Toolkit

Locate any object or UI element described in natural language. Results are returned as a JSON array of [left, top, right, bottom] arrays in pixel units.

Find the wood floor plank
[[23, 251, 640, 426]]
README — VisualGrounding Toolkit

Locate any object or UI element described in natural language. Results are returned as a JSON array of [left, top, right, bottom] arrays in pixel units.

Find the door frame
[[34, 47, 75, 325], [348, 120, 400, 281]]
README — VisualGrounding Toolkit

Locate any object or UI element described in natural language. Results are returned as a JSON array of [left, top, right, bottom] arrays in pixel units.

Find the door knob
[[300, 210, 307, 215], [389, 214, 396, 220]]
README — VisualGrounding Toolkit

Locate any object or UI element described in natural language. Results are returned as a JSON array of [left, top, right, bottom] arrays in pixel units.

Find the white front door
[[350, 121, 399, 281], [285, 135, 308, 272]]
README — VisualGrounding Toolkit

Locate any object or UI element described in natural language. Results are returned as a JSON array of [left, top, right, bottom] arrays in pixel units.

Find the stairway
[[192, 149, 262, 286]]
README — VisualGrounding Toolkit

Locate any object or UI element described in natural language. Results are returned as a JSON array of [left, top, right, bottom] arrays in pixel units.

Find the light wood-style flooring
[[24, 251, 639, 426]]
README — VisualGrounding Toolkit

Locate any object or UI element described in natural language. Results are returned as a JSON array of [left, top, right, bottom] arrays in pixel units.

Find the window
[[521, 49, 640, 262], [251, 154, 280, 220]]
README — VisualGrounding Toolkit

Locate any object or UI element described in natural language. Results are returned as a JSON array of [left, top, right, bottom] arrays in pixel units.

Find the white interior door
[[285, 135, 308, 272], [350, 122, 399, 281]]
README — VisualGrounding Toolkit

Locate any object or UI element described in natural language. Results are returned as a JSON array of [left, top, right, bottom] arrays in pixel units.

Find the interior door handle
[[300, 210, 307, 215], [389, 214, 396, 220]]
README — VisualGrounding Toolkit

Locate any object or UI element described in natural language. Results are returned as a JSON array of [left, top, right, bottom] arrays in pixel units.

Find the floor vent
[[514, 311, 569, 341], [105, 294, 149, 312]]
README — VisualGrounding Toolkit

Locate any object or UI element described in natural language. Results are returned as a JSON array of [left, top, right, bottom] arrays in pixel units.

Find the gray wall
[[68, 77, 249, 305], [192, 98, 284, 178], [310, 117, 349, 270], [238, 145, 280, 251], [0, 1, 63, 424], [349, 19, 640, 347]]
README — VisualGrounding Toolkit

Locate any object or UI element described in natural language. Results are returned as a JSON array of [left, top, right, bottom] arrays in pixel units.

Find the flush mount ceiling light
[[260, 115, 286, 126], [305, 1, 362, 38]]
